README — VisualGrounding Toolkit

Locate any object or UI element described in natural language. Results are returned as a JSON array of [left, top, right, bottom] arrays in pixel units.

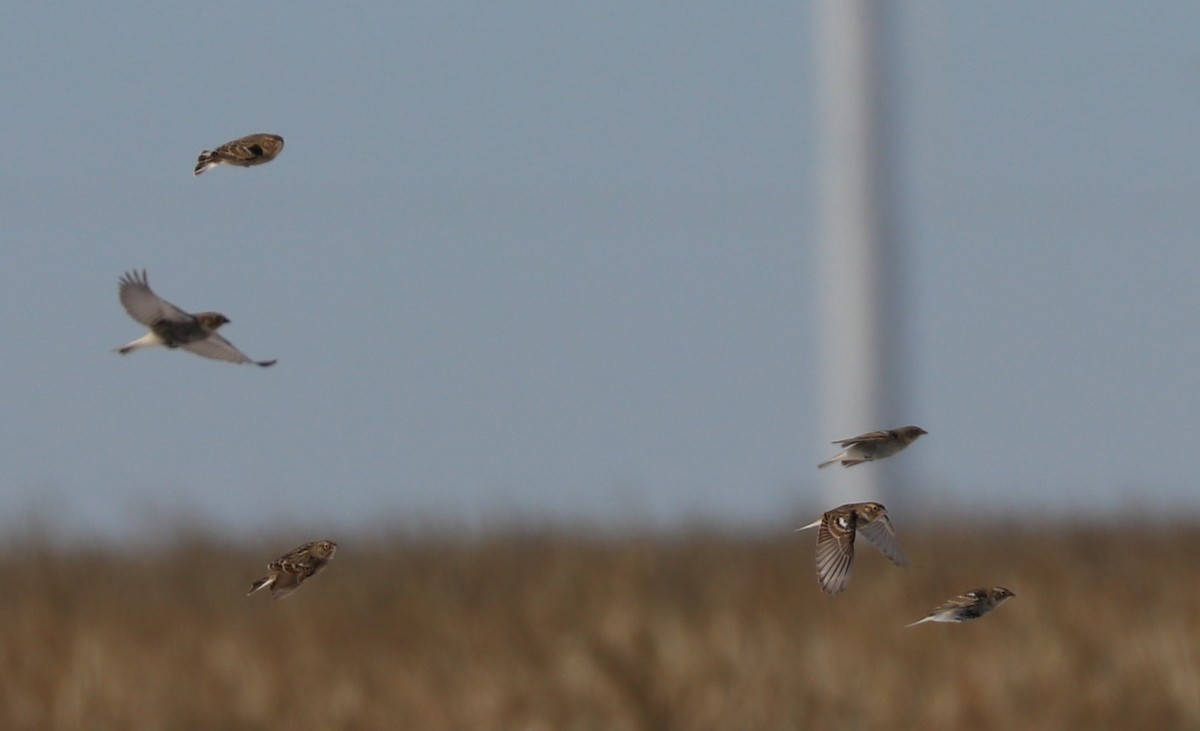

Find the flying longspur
[[906, 587, 1015, 627], [114, 270, 276, 367], [248, 540, 339, 600], [818, 426, 927, 468], [194, 133, 284, 175], [797, 502, 907, 594]]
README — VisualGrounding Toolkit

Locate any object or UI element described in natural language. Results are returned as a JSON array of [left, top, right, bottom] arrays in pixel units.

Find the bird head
[[195, 312, 231, 329], [853, 502, 888, 522], [312, 540, 338, 559]]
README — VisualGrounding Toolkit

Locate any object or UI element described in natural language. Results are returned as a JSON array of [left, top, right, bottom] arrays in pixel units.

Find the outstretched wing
[[813, 512, 858, 595], [118, 270, 192, 326], [181, 332, 276, 367], [856, 512, 908, 568]]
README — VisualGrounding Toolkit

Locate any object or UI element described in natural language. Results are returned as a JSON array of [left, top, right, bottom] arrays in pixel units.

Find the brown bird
[[818, 425, 927, 468], [114, 270, 276, 367], [906, 587, 1016, 627], [797, 502, 907, 594], [248, 540, 339, 600], [194, 133, 284, 175]]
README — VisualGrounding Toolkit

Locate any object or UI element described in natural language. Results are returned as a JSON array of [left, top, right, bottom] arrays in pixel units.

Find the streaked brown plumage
[[248, 540, 339, 600], [194, 133, 284, 175], [907, 586, 1015, 627], [818, 425, 927, 468], [797, 502, 907, 594]]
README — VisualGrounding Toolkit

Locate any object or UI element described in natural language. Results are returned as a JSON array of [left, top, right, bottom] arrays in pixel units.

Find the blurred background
[[2, 4, 1200, 728], [2, 2, 1198, 541]]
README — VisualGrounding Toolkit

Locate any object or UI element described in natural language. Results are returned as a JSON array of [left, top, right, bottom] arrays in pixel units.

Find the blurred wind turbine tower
[[815, 0, 906, 504]]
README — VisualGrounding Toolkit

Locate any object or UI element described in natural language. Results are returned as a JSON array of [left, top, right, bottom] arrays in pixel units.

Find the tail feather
[[115, 332, 161, 355], [247, 576, 274, 596], [817, 450, 848, 469], [194, 150, 218, 175], [906, 616, 934, 628], [794, 518, 822, 532]]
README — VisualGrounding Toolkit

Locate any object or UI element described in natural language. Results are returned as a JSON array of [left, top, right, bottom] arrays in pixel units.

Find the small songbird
[[114, 270, 276, 367], [194, 133, 284, 175], [797, 502, 907, 594], [906, 587, 1015, 627], [818, 425, 927, 468], [248, 540, 339, 600]]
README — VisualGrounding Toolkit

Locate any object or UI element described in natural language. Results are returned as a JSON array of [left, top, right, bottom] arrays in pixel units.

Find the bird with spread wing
[[114, 270, 276, 367]]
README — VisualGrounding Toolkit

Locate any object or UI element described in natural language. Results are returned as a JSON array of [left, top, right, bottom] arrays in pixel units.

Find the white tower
[[816, 0, 905, 504]]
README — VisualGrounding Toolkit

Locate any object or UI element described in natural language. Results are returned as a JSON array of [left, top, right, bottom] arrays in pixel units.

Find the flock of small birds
[[114, 136, 1017, 615], [804, 426, 1015, 626], [112, 132, 334, 599]]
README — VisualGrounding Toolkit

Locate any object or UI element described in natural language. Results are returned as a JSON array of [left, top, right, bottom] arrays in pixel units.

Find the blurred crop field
[[2, 522, 1199, 730]]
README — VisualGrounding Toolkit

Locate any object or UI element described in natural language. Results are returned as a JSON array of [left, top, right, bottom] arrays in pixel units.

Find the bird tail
[[817, 451, 847, 469], [905, 616, 933, 628], [194, 150, 218, 175], [247, 576, 274, 596], [114, 332, 160, 355], [794, 518, 822, 532]]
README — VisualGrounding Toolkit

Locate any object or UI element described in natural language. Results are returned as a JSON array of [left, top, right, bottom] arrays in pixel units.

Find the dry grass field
[[2, 522, 1198, 730]]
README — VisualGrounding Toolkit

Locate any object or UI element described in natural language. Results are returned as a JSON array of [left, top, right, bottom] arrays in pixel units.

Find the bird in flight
[[906, 586, 1016, 627], [248, 540, 339, 600], [797, 502, 907, 594], [114, 270, 276, 367], [818, 425, 927, 468], [194, 133, 284, 175]]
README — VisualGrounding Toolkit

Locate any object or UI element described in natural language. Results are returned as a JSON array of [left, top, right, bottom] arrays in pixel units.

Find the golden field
[[2, 522, 1198, 730]]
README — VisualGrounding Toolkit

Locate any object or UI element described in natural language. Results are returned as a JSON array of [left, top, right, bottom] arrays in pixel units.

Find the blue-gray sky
[[1, 3, 1197, 541]]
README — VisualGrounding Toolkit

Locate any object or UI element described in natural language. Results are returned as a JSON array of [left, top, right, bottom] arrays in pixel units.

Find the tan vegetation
[[2, 523, 1198, 730]]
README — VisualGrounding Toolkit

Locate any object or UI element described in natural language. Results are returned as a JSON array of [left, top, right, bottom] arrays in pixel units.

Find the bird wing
[[280, 544, 333, 589], [927, 589, 988, 615], [813, 513, 857, 594], [832, 430, 891, 447], [119, 270, 192, 326], [275, 542, 315, 570], [857, 513, 908, 568], [181, 332, 275, 367], [268, 572, 303, 599], [217, 133, 284, 162]]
